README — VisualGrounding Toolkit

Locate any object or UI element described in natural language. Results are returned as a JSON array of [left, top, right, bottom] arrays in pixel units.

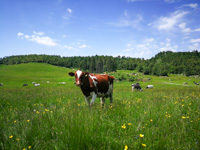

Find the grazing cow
[[58, 82, 66, 84], [69, 70, 115, 106], [23, 84, 28, 86], [0, 83, 3, 86], [193, 82, 199, 85], [132, 83, 143, 91], [34, 83, 40, 86], [146, 85, 153, 89]]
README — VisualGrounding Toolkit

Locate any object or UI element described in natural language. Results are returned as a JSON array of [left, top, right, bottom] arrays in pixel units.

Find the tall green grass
[[0, 63, 199, 149]]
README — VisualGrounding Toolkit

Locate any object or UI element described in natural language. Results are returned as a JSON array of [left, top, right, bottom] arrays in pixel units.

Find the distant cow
[[58, 82, 66, 84], [193, 82, 199, 85], [34, 83, 40, 86], [146, 85, 153, 89], [0, 83, 3, 86], [132, 83, 143, 91], [23, 84, 28, 86], [69, 70, 115, 106]]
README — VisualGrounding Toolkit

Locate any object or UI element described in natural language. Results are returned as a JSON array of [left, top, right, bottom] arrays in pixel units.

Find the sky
[[0, 0, 200, 59]]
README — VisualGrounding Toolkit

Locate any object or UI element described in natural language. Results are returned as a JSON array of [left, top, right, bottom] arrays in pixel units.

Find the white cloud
[[62, 8, 73, 20], [127, 0, 145, 2], [17, 32, 24, 36], [109, 11, 143, 29], [63, 45, 73, 50], [79, 44, 88, 48], [182, 3, 198, 9], [188, 43, 200, 51], [29, 36, 57, 46], [151, 10, 188, 31], [17, 31, 57, 46], [178, 23, 200, 34], [67, 8, 72, 13], [190, 39, 200, 43], [164, 0, 180, 3]]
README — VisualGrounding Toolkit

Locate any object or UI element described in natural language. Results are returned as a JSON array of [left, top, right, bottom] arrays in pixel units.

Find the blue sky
[[0, 0, 200, 59]]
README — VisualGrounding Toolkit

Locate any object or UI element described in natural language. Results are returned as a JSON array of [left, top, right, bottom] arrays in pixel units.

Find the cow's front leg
[[90, 92, 97, 106], [85, 96, 90, 106], [100, 97, 105, 107]]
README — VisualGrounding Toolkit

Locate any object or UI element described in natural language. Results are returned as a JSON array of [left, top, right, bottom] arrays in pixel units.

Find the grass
[[0, 63, 200, 150]]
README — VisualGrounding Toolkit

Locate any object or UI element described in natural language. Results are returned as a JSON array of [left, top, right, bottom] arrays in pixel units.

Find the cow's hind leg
[[109, 94, 113, 104]]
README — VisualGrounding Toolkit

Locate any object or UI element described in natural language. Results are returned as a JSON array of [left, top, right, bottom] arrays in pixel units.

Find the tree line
[[0, 50, 200, 76]]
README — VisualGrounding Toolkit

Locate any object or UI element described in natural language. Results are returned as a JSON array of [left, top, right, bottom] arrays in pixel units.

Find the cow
[[23, 84, 28, 86], [146, 85, 153, 89], [193, 82, 199, 85], [132, 83, 143, 91], [0, 83, 3, 86], [69, 70, 115, 107], [34, 83, 40, 86]]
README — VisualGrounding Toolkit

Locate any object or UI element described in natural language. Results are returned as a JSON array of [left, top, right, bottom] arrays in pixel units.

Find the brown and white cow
[[69, 70, 115, 106]]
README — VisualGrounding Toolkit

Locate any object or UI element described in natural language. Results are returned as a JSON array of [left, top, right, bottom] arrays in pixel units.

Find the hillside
[[0, 63, 74, 87], [0, 51, 200, 76]]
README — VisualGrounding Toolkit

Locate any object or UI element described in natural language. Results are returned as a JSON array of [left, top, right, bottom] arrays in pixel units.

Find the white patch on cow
[[90, 92, 97, 105], [89, 75, 97, 86], [76, 70, 82, 78]]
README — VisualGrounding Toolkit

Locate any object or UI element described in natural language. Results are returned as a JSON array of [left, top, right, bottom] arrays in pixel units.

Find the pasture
[[0, 63, 200, 150]]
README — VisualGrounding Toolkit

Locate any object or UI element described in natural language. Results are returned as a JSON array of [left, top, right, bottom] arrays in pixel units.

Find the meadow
[[0, 63, 200, 150]]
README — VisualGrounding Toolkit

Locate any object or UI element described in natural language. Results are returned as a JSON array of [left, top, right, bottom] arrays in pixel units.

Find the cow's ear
[[69, 72, 75, 76], [84, 72, 90, 77]]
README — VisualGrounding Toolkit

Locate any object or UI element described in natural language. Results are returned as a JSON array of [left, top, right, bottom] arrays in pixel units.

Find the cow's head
[[69, 70, 89, 86]]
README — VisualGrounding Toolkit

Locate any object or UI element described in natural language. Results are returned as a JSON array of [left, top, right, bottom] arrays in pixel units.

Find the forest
[[0, 50, 200, 76]]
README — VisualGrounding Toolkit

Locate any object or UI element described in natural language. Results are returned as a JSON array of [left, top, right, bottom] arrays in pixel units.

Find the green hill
[[0, 63, 74, 87]]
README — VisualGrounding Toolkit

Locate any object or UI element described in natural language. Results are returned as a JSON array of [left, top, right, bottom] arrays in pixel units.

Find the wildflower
[[124, 145, 128, 150], [9, 135, 13, 139], [28, 146, 31, 149], [140, 134, 144, 138], [14, 120, 16, 123], [128, 123, 132, 126], [150, 119, 153, 122], [23, 148, 26, 150], [121, 124, 126, 129], [142, 143, 147, 147], [36, 111, 40, 114], [27, 120, 30, 122], [45, 109, 49, 112], [182, 116, 186, 119], [16, 138, 20, 141], [174, 101, 177, 104]]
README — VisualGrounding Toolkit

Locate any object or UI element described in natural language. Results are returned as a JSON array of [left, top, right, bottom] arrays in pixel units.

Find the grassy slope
[[0, 63, 200, 150]]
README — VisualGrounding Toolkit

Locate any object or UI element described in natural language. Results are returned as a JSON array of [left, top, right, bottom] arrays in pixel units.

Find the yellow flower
[[16, 138, 20, 141], [27, 120, 30, 122], [36, 111, 40, 114], [140, 134, 144, 138], [128, 123, 132, 126], [124, 145, 128, 150], [28, 146, 31, 149], [121, 124, 126, 129], [9, 135, 13, 139], [45, 109, 49, 112], [182, 116, 186, 119], [14, 120, 17, 123], [23, 148, 26, 150], [150, 119, 153, 122], [142, 143, 147, 147]]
